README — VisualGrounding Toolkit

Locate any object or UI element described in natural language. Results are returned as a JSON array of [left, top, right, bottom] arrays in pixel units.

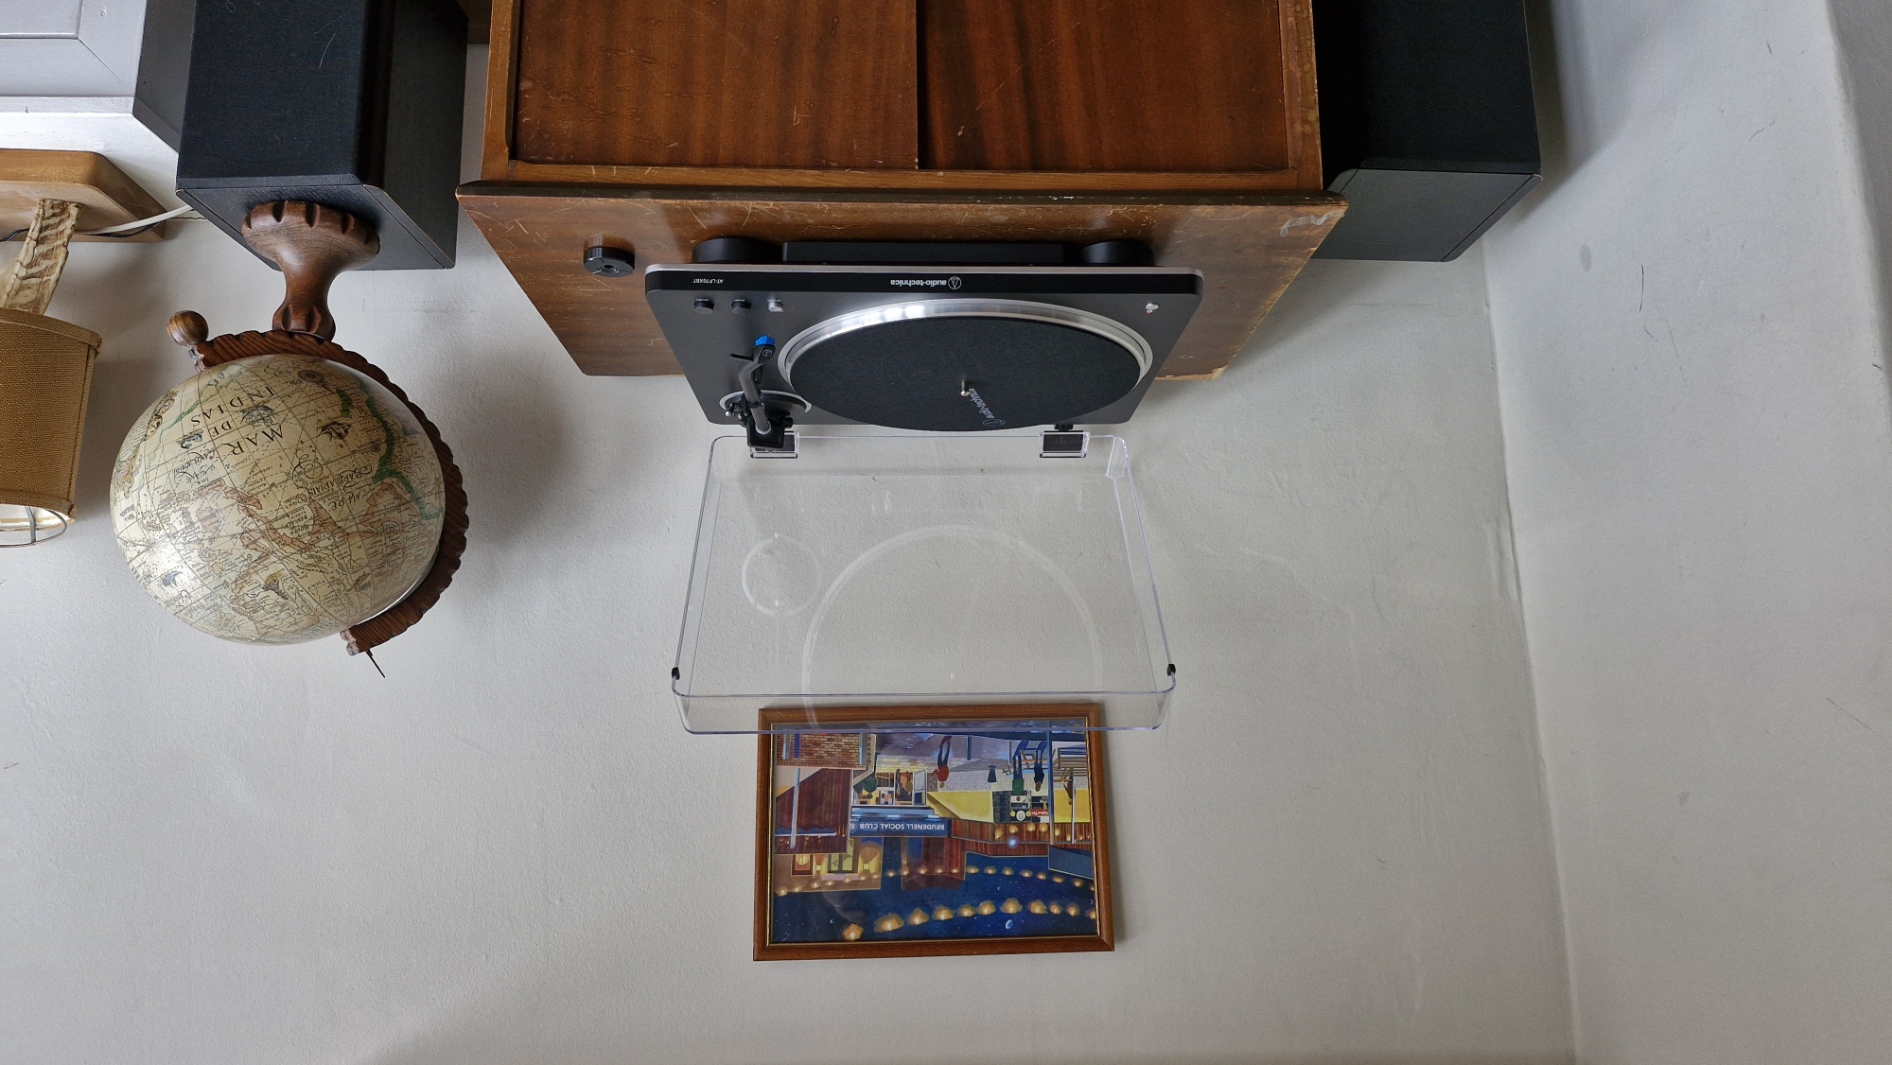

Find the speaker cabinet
[[1312, 0, 1541, 261], [176, 0, 467, 270]]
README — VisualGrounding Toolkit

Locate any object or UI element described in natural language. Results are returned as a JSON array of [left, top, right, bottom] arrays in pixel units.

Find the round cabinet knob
[[583, 246, 635, 277]]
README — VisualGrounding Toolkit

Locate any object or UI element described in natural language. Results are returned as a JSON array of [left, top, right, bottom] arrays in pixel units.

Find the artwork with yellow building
[[757, 710, 1113, 959]]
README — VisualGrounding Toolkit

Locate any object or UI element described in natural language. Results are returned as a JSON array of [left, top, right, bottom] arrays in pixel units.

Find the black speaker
[[1312, 0, 1542, 262], [175, 0, 467, 270]]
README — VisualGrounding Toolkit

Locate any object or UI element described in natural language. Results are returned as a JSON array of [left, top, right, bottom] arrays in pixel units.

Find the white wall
[[18, 1, 1892, 1058], [0, 91, 1570, 1063], [1485, 1, 1892, 1061]]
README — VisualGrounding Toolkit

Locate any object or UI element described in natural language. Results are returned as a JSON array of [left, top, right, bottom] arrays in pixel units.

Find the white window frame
[[0, 0, 150, 97]]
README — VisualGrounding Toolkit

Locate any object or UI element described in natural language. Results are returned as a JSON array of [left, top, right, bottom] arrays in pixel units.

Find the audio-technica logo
[[890, 275, 963, 289], [963, 386, 1005, 427]]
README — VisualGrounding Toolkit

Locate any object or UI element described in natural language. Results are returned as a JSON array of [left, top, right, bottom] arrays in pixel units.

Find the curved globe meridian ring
[[111, 353, 446, 645]]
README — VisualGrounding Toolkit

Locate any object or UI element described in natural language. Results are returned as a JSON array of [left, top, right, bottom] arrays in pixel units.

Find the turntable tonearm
[[642, 239, 1202, 451]]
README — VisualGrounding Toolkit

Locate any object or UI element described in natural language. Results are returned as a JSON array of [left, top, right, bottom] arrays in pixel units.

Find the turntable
[[643, 239, 1202, 451], [647, 240, 1193, 733]]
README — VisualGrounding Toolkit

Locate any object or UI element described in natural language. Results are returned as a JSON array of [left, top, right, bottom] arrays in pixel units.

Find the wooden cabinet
[[459, 0, 1344, 378]]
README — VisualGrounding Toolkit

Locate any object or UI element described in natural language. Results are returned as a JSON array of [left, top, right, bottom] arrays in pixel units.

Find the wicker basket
[[0, 307, 100, 537]]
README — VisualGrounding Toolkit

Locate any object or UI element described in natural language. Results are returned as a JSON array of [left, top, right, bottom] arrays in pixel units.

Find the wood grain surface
[[457, 184, 1343, 378], [0, 150, 169, 243], [471, 0, 1336, 378], [240, 202, 380, 341], [483, 0, 1322, 190], [921, 0, 1292, 173], [495, 160, 1320, 192], [511, 0, 919, 170]]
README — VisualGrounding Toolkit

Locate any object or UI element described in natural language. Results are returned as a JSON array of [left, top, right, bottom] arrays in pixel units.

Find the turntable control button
[[694, 297, 715, 313], [767, 298, 785, 312], [731, 298, 752, 311]]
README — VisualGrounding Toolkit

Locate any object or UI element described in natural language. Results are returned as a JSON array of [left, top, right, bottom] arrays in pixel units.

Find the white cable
[[82, 204, 198, 235]]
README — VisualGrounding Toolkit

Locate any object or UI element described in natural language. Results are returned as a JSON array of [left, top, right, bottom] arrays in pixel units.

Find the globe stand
[[240, 200, 379, 340], [166, 200, 469, 656]]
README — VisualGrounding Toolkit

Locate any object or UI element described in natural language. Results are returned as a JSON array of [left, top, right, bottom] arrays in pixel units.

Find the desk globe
[[112, 352, 445, 643], [112, 201, 465, 652]]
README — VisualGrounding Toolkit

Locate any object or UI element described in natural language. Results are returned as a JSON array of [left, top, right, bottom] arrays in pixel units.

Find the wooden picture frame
[[754, 704, 1113, 960]]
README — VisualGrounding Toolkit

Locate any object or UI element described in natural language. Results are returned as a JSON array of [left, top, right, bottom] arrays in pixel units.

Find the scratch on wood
[[1279, 211, 1340, 237]]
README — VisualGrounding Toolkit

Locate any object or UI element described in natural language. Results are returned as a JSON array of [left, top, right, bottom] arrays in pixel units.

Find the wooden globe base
[[167, 316, 469, 657], [240, 200, 379, 340]]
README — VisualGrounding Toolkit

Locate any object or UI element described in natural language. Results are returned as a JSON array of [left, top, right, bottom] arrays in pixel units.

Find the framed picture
[[754, 704, 1113, 960]]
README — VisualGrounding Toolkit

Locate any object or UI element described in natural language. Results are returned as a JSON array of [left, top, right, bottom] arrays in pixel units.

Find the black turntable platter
[[781, 300, 1150, 431], [643, 260, 1203, 432]]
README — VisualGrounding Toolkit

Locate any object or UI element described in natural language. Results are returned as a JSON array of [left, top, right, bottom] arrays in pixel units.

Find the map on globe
[[112, 353, 446, 645]]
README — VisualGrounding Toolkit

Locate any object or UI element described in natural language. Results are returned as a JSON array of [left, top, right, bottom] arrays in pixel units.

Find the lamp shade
[[0, 308, 99, 544]]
